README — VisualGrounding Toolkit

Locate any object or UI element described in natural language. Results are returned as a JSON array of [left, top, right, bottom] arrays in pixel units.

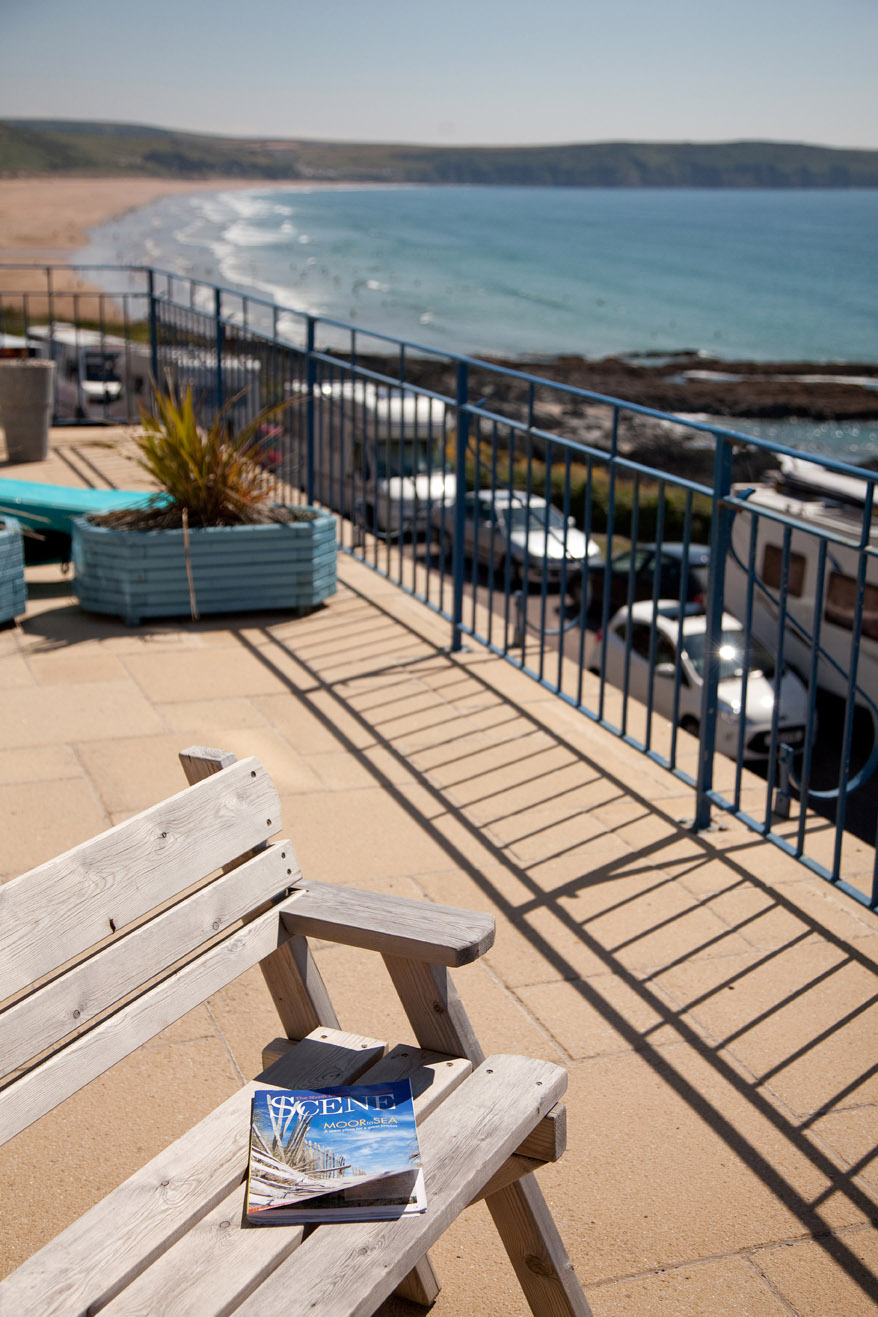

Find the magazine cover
[[245, 1078, 426, 1224]]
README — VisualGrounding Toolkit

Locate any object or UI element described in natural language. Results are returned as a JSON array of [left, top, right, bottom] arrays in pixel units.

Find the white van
[[29, 324, 133, 420], [302, 378, 456, 535], [724, 456, 878, 710]]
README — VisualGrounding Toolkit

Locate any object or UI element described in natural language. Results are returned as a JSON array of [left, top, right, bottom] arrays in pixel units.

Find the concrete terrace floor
[[1, 428, 878, 1316]]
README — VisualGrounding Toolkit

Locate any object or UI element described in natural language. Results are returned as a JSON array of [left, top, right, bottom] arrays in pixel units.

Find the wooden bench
[[0, 747, 591, 1316]]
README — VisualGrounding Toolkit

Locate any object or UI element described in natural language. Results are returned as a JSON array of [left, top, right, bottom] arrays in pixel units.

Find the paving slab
[[121, 644, 291, 702], [0, 680, 164, 747], [587, 1255, 793, 1316], [0, 775, 109, 876], [753, 1227, 878, 1317]]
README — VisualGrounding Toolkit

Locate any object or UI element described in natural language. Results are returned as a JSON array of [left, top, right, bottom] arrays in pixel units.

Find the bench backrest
[[0, 752, 298, 1145]]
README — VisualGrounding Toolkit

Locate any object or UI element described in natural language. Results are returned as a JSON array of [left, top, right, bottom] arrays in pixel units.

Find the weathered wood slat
[[261, 1037, 471, 1097], [234, 1055, 567, 1317], [282, 883, 495, 967], [96, 1044, 470, 1316], [0, 905, 294, 1143], [1, 843, 296, 1080], [102, 1181, 297, 1317], [0, 1029, 385, 1317], [0, 756, 282, 1001]]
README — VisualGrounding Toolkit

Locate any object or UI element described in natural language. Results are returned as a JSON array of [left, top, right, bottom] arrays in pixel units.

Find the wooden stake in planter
[[181, 507, 200, 621]]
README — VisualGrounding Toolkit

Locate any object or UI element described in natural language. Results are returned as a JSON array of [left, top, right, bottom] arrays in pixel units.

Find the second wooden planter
[[0, 516, 27, 623]]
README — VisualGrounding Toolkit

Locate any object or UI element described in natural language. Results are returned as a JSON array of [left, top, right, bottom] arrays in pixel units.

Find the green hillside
[[2, 120, 878, 187]]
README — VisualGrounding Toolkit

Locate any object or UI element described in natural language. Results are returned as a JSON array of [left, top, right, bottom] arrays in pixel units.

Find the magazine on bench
[[245, 1077, 426, 1224]]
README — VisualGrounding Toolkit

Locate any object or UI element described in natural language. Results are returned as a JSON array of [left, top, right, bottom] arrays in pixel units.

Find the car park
[[589, 599, 810, 761], [433, 489, 600, 586], [581, 542, 711, 618]]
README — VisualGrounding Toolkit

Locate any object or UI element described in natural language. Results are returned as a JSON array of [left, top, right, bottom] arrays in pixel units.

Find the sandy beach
[[0, 177, 277, 313], [1, 176, 875, 430]]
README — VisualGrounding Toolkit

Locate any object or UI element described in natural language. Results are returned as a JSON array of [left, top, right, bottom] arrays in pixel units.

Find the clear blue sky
[[2, 0, 875, 149]]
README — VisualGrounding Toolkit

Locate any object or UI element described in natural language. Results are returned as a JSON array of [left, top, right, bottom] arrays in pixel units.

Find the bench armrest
[[279, 881, 495, 967]]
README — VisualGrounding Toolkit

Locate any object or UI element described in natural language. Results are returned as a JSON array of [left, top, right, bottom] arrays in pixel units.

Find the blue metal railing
[[2, 262, 876, 908]]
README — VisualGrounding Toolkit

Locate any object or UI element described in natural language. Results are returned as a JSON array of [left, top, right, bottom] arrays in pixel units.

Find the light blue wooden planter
[[0, 515, 27, 623], [72, 509, 337, 626]]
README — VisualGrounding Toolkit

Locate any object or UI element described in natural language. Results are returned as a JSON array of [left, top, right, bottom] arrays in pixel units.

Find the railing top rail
[[307, 354, 455, 409], [3, 261, 877, 489]]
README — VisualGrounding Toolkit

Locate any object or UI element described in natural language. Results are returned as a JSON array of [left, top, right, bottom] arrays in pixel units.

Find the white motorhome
[[29, 324, 137, 420], [724, 455, 878, 710], [301, 379, 456, 534], [29, 324, 262, 426]]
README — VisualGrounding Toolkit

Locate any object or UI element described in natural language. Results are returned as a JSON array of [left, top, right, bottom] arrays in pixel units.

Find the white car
[[590, 600, 811, 761], [433, 489, 600, 586]]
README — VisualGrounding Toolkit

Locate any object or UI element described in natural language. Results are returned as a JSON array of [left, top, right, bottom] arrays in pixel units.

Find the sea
[[76, 185, 878, 464]]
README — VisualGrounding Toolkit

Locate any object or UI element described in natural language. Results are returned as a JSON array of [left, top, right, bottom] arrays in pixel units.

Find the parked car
[[433, 489, 600, 586], [580, 542, 711, 618], [588, 600, 810, 761]]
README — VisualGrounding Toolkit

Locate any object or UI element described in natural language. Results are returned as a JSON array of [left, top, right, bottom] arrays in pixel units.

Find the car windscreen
[[683, 629, 776, 680], [502, 503, 567, 533]]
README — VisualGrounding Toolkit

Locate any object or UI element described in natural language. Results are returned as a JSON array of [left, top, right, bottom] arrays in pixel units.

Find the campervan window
[[374, 438, 450, 479], [825, 571, 878, 642], [83, 351, 121, 384], [762, 544, 806, 597]]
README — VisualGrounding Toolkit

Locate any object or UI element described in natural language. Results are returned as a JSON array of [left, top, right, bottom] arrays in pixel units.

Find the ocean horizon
[[77, 183, 878, 462]]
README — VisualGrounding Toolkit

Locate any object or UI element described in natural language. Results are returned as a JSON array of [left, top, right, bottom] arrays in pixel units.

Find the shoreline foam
[[1, 178, 875, 434], [0, 176, 310, 314]]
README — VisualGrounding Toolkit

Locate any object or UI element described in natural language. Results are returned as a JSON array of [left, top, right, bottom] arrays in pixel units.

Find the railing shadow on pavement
[[13, 569, 878, 1303], [219, 577, 878, 1306]]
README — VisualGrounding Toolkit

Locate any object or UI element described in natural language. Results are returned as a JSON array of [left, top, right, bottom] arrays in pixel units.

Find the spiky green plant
[[137, 386, 278, 526], [99, 384, 306, 530]]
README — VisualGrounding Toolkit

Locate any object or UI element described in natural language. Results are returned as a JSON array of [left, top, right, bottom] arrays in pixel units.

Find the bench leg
[[260, 934, 341, 1036], [383, 955, 591, 1317], [393, 1255, 442, 1307], [486, 1175, 592, 1317]]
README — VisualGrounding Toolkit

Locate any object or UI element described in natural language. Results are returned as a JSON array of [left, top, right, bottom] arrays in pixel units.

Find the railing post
[[147, 268, 159, 386], [693, 433, 734, 829], [46, 265, 57, 422], [305, 316, 317, 507], [451, 360, 470, 652], [214, 285, 224, 414]]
